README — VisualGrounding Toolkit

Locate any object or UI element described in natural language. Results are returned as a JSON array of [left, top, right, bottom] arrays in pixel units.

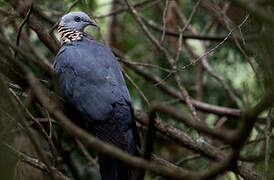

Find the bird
[[53, 12, 141, 180]]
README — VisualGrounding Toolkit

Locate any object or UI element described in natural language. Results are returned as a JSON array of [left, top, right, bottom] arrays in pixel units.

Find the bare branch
[[3, 143, 69, 180]]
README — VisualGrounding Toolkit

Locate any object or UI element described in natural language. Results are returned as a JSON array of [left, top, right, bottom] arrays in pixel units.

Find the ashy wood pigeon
[[53, 11, 141, 180]]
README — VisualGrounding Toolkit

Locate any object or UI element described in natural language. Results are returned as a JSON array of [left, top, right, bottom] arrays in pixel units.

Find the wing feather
[[54, 37, 139, 153]]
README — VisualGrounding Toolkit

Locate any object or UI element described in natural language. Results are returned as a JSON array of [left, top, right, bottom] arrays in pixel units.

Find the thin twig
[[95, 0, 160, 19], [14, 4, 33, 59], [117, 57, 172, 73], [122, 68, 150, 106], [178, 27, 232, 71], [2, 143, 69, 180], [172, 1, 201, 122], [160, 0, 169, 43], [75, 139, 100, 172], [141, 15, 241, 42], [181, 0, 201, 34]]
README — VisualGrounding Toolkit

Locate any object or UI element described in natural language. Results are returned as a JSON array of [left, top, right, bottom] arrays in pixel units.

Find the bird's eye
[[74, 16, 81, 22]]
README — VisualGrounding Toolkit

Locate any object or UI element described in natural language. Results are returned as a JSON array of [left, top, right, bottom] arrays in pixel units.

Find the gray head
[[59, 11, 97, 31]]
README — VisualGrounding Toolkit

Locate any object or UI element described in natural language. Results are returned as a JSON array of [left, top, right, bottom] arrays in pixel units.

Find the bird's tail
[[89, 122, 139, 180], [98, 152, 136, 180], [91, 102, 141, 180], [96, 124, 140, 180]]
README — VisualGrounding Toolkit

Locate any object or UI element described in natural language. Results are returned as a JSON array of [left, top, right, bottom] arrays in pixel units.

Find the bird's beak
[[88, 19, 97, 27]]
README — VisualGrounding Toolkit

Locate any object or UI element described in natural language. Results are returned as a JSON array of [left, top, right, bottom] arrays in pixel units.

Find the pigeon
[[53, 11, 140, 180]]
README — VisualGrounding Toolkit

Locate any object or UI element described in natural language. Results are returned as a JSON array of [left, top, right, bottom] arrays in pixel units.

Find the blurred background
[[0, 0, 274, 179]]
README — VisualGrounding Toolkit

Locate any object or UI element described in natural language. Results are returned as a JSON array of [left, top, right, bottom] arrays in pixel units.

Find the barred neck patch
[[58, 26, 84, 43]]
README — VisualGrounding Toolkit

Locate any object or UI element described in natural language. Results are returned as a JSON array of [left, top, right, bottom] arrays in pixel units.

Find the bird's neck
[[58, 26, 84, 43]]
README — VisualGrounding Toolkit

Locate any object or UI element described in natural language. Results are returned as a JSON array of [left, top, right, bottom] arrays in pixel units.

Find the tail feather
[[98, 153, 136, 180], [90, 102, 140, 180]]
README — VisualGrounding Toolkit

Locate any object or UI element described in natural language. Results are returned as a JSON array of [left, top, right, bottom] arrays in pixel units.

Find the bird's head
[[59, 11, 97, 32]]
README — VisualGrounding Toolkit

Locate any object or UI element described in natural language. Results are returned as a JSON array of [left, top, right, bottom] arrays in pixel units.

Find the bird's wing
[[54, 38, 140, 155], [53, 39, 132, 122]]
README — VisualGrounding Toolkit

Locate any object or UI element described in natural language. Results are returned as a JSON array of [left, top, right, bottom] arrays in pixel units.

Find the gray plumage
[[54, 12, 140, 180]]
